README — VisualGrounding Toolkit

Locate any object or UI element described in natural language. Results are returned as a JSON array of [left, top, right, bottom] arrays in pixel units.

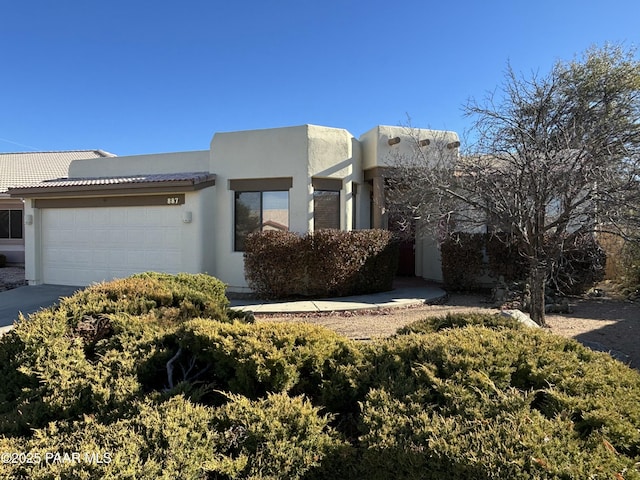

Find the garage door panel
[[42, 206, 184, 285], [126, 227, 155, 245]]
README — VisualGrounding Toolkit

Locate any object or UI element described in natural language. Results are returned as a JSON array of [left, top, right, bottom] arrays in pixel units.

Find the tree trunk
[[528, 264, 547, 326]]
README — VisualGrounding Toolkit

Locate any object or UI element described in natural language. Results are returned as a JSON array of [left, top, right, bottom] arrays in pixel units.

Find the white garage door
[[42, 206, 183, 285]]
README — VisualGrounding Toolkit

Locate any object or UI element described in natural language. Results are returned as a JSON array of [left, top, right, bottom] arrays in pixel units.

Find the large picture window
[[234, 191, 289, 251], [0, 210, 23, 239]]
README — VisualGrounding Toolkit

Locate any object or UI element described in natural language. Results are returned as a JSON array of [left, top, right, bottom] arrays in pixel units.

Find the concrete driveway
[[0, 285, 83, 331]]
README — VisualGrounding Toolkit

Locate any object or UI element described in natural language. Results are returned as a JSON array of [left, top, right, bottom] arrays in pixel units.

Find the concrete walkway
[[230, 281, 447, 314], [0, 279, 446, 335], [0, 284, 83, 332]]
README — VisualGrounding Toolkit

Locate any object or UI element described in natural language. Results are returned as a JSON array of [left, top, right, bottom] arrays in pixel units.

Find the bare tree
[[387, 44, 640, 325]]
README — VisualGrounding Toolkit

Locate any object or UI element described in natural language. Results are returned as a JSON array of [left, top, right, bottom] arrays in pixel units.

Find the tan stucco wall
[[210, 125, 308, 291], [210, 125, 360, 291], [196, 186, 217, 277], [360, 125, 460, 171], [415, 233, 443, 282], [22, 201, 40, 284], [307, 126, 361, 232], [69, 151, 210, 177]]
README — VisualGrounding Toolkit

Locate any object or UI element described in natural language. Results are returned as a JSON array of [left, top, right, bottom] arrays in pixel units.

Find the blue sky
[[1, 0, 638, 156]]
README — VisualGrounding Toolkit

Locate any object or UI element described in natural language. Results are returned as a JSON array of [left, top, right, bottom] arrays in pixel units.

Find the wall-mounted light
[[182, 211, 193, 223], [24, 214, 33, 225], [446, 141, 461, 150], [387, 137, 401, 146], [419, 139, 431, 147]]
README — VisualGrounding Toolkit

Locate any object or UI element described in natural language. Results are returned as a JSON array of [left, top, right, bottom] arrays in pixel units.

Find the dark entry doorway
[[388, 214, 416, 276]]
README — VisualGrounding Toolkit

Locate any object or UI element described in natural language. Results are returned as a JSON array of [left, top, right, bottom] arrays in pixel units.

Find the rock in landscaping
[[496, 309, 540, 328]]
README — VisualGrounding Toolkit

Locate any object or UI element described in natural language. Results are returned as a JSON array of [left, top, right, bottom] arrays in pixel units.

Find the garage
[[41, 205, 183, 285], [9, 172, 217, 286]]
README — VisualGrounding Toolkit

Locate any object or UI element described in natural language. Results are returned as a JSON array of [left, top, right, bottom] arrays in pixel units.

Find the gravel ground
[[259, 292, 640, 368], [1, 268, 637, 368], [0, 266, 27, 291]]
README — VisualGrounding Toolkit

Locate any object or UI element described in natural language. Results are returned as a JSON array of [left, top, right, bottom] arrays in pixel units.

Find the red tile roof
[[8, 172, 217, 197]]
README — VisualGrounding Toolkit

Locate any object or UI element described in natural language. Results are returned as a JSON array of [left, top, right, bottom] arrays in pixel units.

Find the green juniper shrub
[[396, 312, 523, 335], [0, 273, 235, 437], [2, 278, 640, 479], [209, 392, 346, 480], [0, 309, 179, 436], [57, 272, 231, 324], [167, 319, 364, 415], [355, 327, 640, 479], [0, 307, 100, 436], [0, 393, 345, 480]]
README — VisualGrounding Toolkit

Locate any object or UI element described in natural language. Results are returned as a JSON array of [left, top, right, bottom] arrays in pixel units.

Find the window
[[313, 190, 340, 230], [312, 178, 341, 231], [234, 191, 289, 251], [0, 210, 23, 239]]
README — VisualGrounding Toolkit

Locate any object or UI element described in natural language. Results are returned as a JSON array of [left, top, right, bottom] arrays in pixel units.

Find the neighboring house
[[8, 125, 459, 292], [0, 150, 115, 264]]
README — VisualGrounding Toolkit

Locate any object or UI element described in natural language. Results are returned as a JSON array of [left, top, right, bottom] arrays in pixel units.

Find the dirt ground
[[1, 267, 638, 368], [258, 292, 640, 369]]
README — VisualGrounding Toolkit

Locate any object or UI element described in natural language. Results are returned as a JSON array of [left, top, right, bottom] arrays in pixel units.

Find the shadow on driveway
[[548, 298, 640, 369], [0, 285, 83, 330]]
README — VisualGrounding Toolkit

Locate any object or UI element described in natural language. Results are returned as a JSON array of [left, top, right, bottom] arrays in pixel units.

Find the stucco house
[[8, 125, 459, 292], [0, 150, 115, 265]]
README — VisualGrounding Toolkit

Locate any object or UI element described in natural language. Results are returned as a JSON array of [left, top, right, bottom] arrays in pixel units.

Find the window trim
[[311, 177, 342, 191], [229, 177, 292, 192]]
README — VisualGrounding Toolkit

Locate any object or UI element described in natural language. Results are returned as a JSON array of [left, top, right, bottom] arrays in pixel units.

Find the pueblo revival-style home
[[8, 124, 459, 292]]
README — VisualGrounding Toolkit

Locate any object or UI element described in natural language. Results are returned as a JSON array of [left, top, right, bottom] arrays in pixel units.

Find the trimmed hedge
[[2, 280, 640, 479], [440, 233, 486, 291], [441, 232, 605, 294], [244, 229, 399, 299]]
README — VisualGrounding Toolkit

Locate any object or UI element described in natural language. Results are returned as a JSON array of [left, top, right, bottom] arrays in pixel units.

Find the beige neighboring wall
[[69, 150, 210, 177], [210, 125, 360, 291]]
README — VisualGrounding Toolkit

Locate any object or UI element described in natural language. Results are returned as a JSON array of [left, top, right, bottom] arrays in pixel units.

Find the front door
[[388, 214, 416, 276]]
